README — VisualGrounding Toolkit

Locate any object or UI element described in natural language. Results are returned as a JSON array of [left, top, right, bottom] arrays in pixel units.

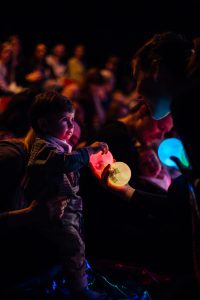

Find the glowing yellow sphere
[[108, 162, 131, 186]]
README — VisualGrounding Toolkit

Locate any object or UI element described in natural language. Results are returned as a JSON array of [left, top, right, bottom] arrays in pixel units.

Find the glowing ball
[[108, 162, 131, 186], [158, 137, 190, 169], [90, 150, 114, 175]]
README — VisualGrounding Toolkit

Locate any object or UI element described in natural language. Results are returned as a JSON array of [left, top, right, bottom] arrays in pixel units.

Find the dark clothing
[[25, 136, 89, 207], [171, 82, 200, 178], [25, 135, 90, 290], [132, 175, 193, 272], [0, 140, 27, 212], [81, 160, 193, 275], [0, 139, 61, 292], [136, 176, 169, 195], [171, 81, 200, 285]]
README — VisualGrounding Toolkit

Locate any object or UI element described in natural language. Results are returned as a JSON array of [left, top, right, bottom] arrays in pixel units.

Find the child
[[138, 147, 171, 192], [24, 91, 108, 299]]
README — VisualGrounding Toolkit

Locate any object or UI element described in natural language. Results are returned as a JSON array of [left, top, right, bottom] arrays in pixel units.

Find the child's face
[[138, 149, 162, 177], [46, 111, 75, 142]]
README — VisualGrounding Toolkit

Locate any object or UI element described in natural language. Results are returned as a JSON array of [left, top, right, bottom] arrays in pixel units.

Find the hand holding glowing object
[[90, 151, 131, 186]]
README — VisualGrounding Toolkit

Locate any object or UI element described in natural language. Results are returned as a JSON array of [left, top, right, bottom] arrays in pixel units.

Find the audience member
[[100, 31, 200, 299], [24, 43, 55, 90], [24, 91, 108, 300], [67, 44, 87, 86]]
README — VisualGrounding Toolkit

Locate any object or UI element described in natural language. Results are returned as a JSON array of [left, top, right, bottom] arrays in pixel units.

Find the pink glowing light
[[90, 150, 114, 176]]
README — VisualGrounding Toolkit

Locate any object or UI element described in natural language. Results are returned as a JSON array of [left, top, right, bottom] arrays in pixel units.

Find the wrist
[[123, 185, 136, 201], [85, 146, 94, 156]]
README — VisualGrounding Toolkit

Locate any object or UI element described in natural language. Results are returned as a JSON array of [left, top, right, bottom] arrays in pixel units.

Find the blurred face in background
[[54, 44, 66, 58], [35, 44, 47, 60], [0, 43, 13, 64], [74, 45, 85, 59], [9, 35, 21, 56]]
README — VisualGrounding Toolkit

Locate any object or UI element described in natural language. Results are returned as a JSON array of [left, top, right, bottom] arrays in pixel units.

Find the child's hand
[[46, 197, 68, 220], [88, 141, 109, 155]]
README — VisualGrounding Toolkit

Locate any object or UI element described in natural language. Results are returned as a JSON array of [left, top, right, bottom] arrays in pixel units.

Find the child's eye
[[60, 118, 66, 122], [62, 118, 69, 122]]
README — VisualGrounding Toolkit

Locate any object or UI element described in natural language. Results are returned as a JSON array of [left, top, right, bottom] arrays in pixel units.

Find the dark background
[[1, 0, 200, 66]]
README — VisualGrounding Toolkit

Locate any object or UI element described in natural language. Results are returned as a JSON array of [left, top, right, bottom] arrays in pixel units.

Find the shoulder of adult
[[0, 140, 27, 167], [0, 139, 26, 156]]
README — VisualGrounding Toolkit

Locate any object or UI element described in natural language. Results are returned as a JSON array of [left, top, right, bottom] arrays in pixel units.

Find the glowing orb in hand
[[90, 150, 114, 174], [158, 137, 190, 169], [108, 162, 131, 186]]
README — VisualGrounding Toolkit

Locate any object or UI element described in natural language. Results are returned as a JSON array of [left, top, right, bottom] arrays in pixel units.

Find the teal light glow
[[158, 138, 190, 169]]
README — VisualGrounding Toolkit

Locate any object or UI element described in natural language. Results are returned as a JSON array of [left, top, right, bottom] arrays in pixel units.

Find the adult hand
[[101, 164, 135, 201]]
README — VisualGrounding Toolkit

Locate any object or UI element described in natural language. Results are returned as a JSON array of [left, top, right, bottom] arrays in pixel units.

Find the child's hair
[[30, 91, 74, 133]]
